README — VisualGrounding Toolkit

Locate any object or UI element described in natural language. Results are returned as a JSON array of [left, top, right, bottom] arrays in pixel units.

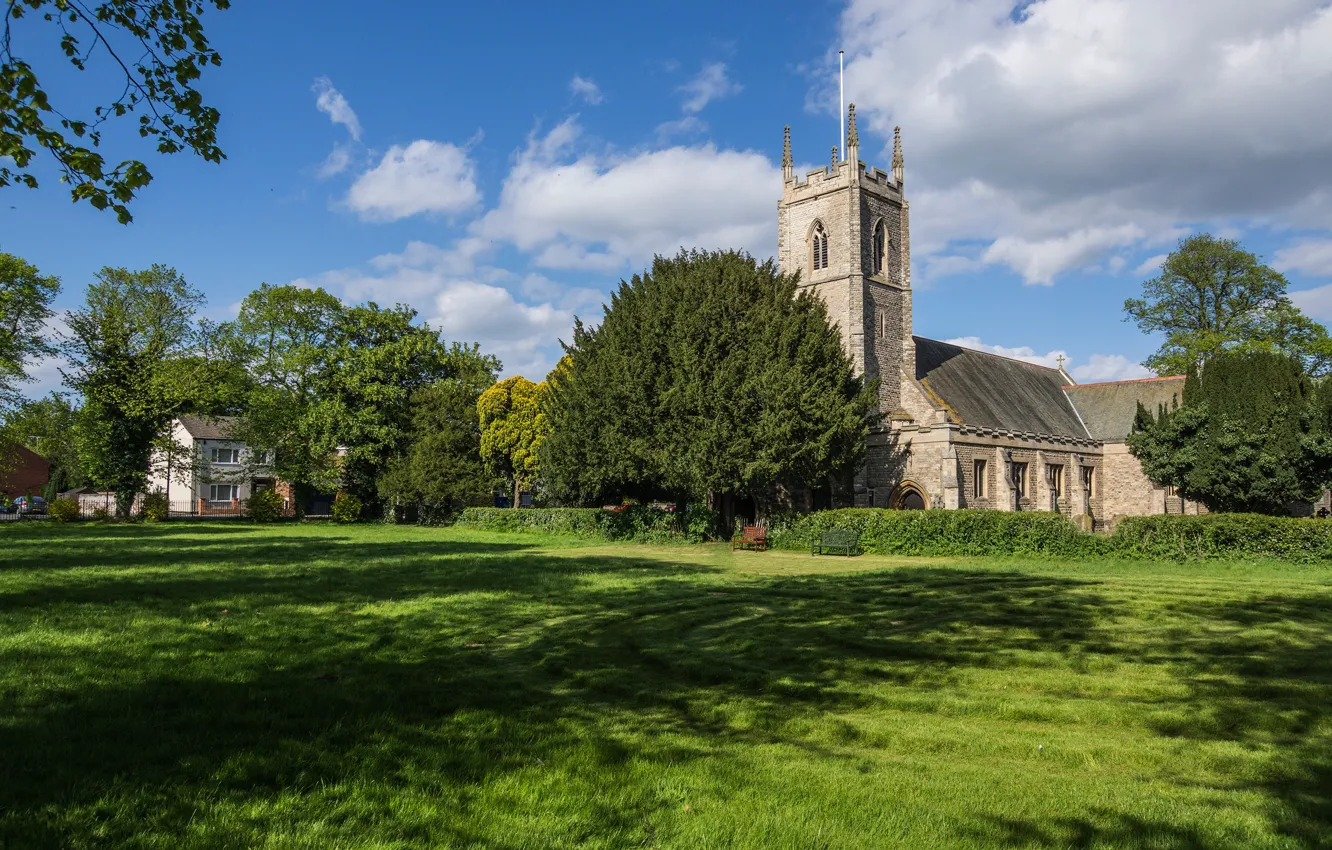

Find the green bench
[[812, 529, 861, 556]]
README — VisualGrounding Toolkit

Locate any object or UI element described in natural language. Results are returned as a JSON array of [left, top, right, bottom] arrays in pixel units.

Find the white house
[[147, 415, 278, 513]]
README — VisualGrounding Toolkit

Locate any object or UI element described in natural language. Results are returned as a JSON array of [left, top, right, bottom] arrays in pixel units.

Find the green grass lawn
[[1, 523, 1330, 849]]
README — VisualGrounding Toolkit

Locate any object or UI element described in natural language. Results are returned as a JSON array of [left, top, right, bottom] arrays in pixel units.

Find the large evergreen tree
[[543, 250, 875, 511], [1127, 351, 1332, 513]]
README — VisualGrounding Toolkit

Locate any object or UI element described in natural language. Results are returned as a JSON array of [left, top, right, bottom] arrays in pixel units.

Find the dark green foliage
[[1124, 233, 1332, 376], [220, 284, 490, 514], [62, 265, 224, 517], [767, 509, 1103, 558], [456, 506, 708, 544], [545, 250, 874, 507], [139, 490, 168, 522], [244, 489, 283, 523], [379, 358, 498, 521], [1113, 514, 1332, 562], [0, 252, 60, 411], [46, 497, 78, 522], [1128, 351, 1332, 514], [331, 492, 362, 524], [2, 1, 230, 223]]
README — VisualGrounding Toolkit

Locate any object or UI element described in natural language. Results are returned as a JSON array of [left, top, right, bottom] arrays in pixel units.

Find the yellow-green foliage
[[140, 490, 169, 522], [477, 376, 550, 495], [47, 497, 80, 522], [245, 489, 284, 523], [331, 492, 362, 524]]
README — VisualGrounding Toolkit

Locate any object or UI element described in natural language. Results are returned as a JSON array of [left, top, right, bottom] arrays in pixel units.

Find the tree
[[1125, 233, 1332, 376], [1126, 351, 1332, 514], [2, 0, 230, 222], [378, 347, 498, 521], [542, 249, 875, 514], [61, 264, 211, 515], [478, 376, 550, 507], [221, 283, 486, 515], [0, 392, 86, 498], [0, 251, 59, 411]]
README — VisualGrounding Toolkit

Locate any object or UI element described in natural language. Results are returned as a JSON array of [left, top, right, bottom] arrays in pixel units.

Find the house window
[[253, 449, 272, 466], [973, 459, 988, 499], [210, 447, 240, 464], [873, 220, 887, 275], [1081, 466, 1095, 498], [1047, 463, 1063, 498], [812, 223, 829, 271], [1012, 462, 1028, 499], [209, 484, 239, 504]]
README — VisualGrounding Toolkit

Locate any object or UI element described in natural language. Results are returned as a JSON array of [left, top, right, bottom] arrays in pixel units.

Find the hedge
[[767, 508, 1104, 558], [458, 506, 1332, 562], [456, 505, 718, 543]]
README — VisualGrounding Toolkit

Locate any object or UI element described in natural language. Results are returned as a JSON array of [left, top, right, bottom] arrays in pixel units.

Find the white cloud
[[569, 75, 604, 105], [944, 336, 1151, 382], [294, 240, 582, 381], [680, 63, 742, 113], [1134, 254, 1169, 276], [1290, 283, 1332, 321], [1275, 239, 1332, 277], [313, 77, 362, 141], [1069, 354, 1154, 383], [655, 115, 708, 141], [317, 144, 353, 179], [836, 0, 1332, 283], [346, 140, 481, 222], [473, 119, 778, 271]]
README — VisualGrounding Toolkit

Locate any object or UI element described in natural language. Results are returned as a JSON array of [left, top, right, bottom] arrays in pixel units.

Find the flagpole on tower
[[839, 50, 845, 159]]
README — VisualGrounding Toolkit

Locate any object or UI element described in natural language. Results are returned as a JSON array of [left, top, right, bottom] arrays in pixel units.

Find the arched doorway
[[891, 482, 928, 510]]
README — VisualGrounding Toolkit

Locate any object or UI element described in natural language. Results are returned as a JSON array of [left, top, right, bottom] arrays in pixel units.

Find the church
[[779, 106, 1202, 526]]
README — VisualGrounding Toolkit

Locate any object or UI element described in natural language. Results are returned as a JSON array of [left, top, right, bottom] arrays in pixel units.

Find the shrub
[[245, 489, 284, 523], [140, 490, 169, 522], [48, 497, 80, 522], [331, 492, 362, 524], [768, 508, 1101, 558], [91, 505, 110, 521], [1112, 513, 1332, 562], [456, 505, 681, 542]]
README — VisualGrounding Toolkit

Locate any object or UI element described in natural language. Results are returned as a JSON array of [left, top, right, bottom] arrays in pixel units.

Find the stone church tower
[[777, 106, 912, 417]]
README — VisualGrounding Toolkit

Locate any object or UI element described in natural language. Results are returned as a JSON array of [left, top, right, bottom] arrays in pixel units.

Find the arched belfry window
[[811, 222, 829, 271], [872, 220, 887, 276]]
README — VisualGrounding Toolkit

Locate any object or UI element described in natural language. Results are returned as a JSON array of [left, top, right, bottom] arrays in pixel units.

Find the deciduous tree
[[2, 0, 230, 222], [1125, 234, 1332, 376], [0, 251, 59, 411], [478, 376, 549, 507]]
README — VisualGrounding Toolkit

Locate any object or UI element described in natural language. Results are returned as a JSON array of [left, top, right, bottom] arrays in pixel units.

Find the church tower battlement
[[777, 106, 913, 417]]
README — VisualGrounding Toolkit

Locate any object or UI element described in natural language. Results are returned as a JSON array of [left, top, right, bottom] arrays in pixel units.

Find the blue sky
[[8, 0, 1332, 391]]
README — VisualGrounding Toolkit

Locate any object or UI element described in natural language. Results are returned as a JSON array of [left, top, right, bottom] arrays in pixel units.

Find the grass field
[[1, 522, 1330, 849]]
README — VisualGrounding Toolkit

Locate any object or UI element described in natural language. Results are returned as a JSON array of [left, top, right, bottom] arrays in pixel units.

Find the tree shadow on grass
[[0, 557, 1111, 847]]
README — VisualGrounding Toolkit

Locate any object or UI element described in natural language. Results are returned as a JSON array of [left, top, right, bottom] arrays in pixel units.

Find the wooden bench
[[732, 525, 769, 552], [812, 529, 860, 556]]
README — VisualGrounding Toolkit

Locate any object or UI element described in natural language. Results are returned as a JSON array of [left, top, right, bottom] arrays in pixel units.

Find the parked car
[[13, 495, 47, 514]]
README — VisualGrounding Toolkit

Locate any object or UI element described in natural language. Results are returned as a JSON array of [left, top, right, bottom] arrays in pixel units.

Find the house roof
[[177, 414, 240, 440], [1063, 375, 1186, 443], [913, 336, 1090, 439]]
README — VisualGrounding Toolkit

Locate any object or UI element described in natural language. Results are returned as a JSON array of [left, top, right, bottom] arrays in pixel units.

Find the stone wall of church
[[1102, 442, 1165, 520], [859, 194, 904, 283], [866, 284, 905, 413]]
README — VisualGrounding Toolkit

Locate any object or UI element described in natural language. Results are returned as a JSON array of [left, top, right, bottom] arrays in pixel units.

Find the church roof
[[913, 337, 1089, 439], [1063, 375, 1186, 443]]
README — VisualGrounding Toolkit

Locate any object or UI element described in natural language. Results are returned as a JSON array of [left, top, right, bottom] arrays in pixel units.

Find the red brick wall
[[0, 446, 50, 497]]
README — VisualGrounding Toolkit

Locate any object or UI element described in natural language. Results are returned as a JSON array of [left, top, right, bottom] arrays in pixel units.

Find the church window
[[1047, 464, 1063, 498], [812, 223, 829, 271], [973, 459, 988, 499], [1012, 462, 1028, 499], [873, 219, 887, 275], [1081, 466, 1095, 498]]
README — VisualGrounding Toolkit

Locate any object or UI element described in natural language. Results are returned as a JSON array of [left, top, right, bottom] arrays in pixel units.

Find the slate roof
[[1063, 376, 1186, 443], [177, 414, 240, 440], [913, 337, 1089, 439]]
